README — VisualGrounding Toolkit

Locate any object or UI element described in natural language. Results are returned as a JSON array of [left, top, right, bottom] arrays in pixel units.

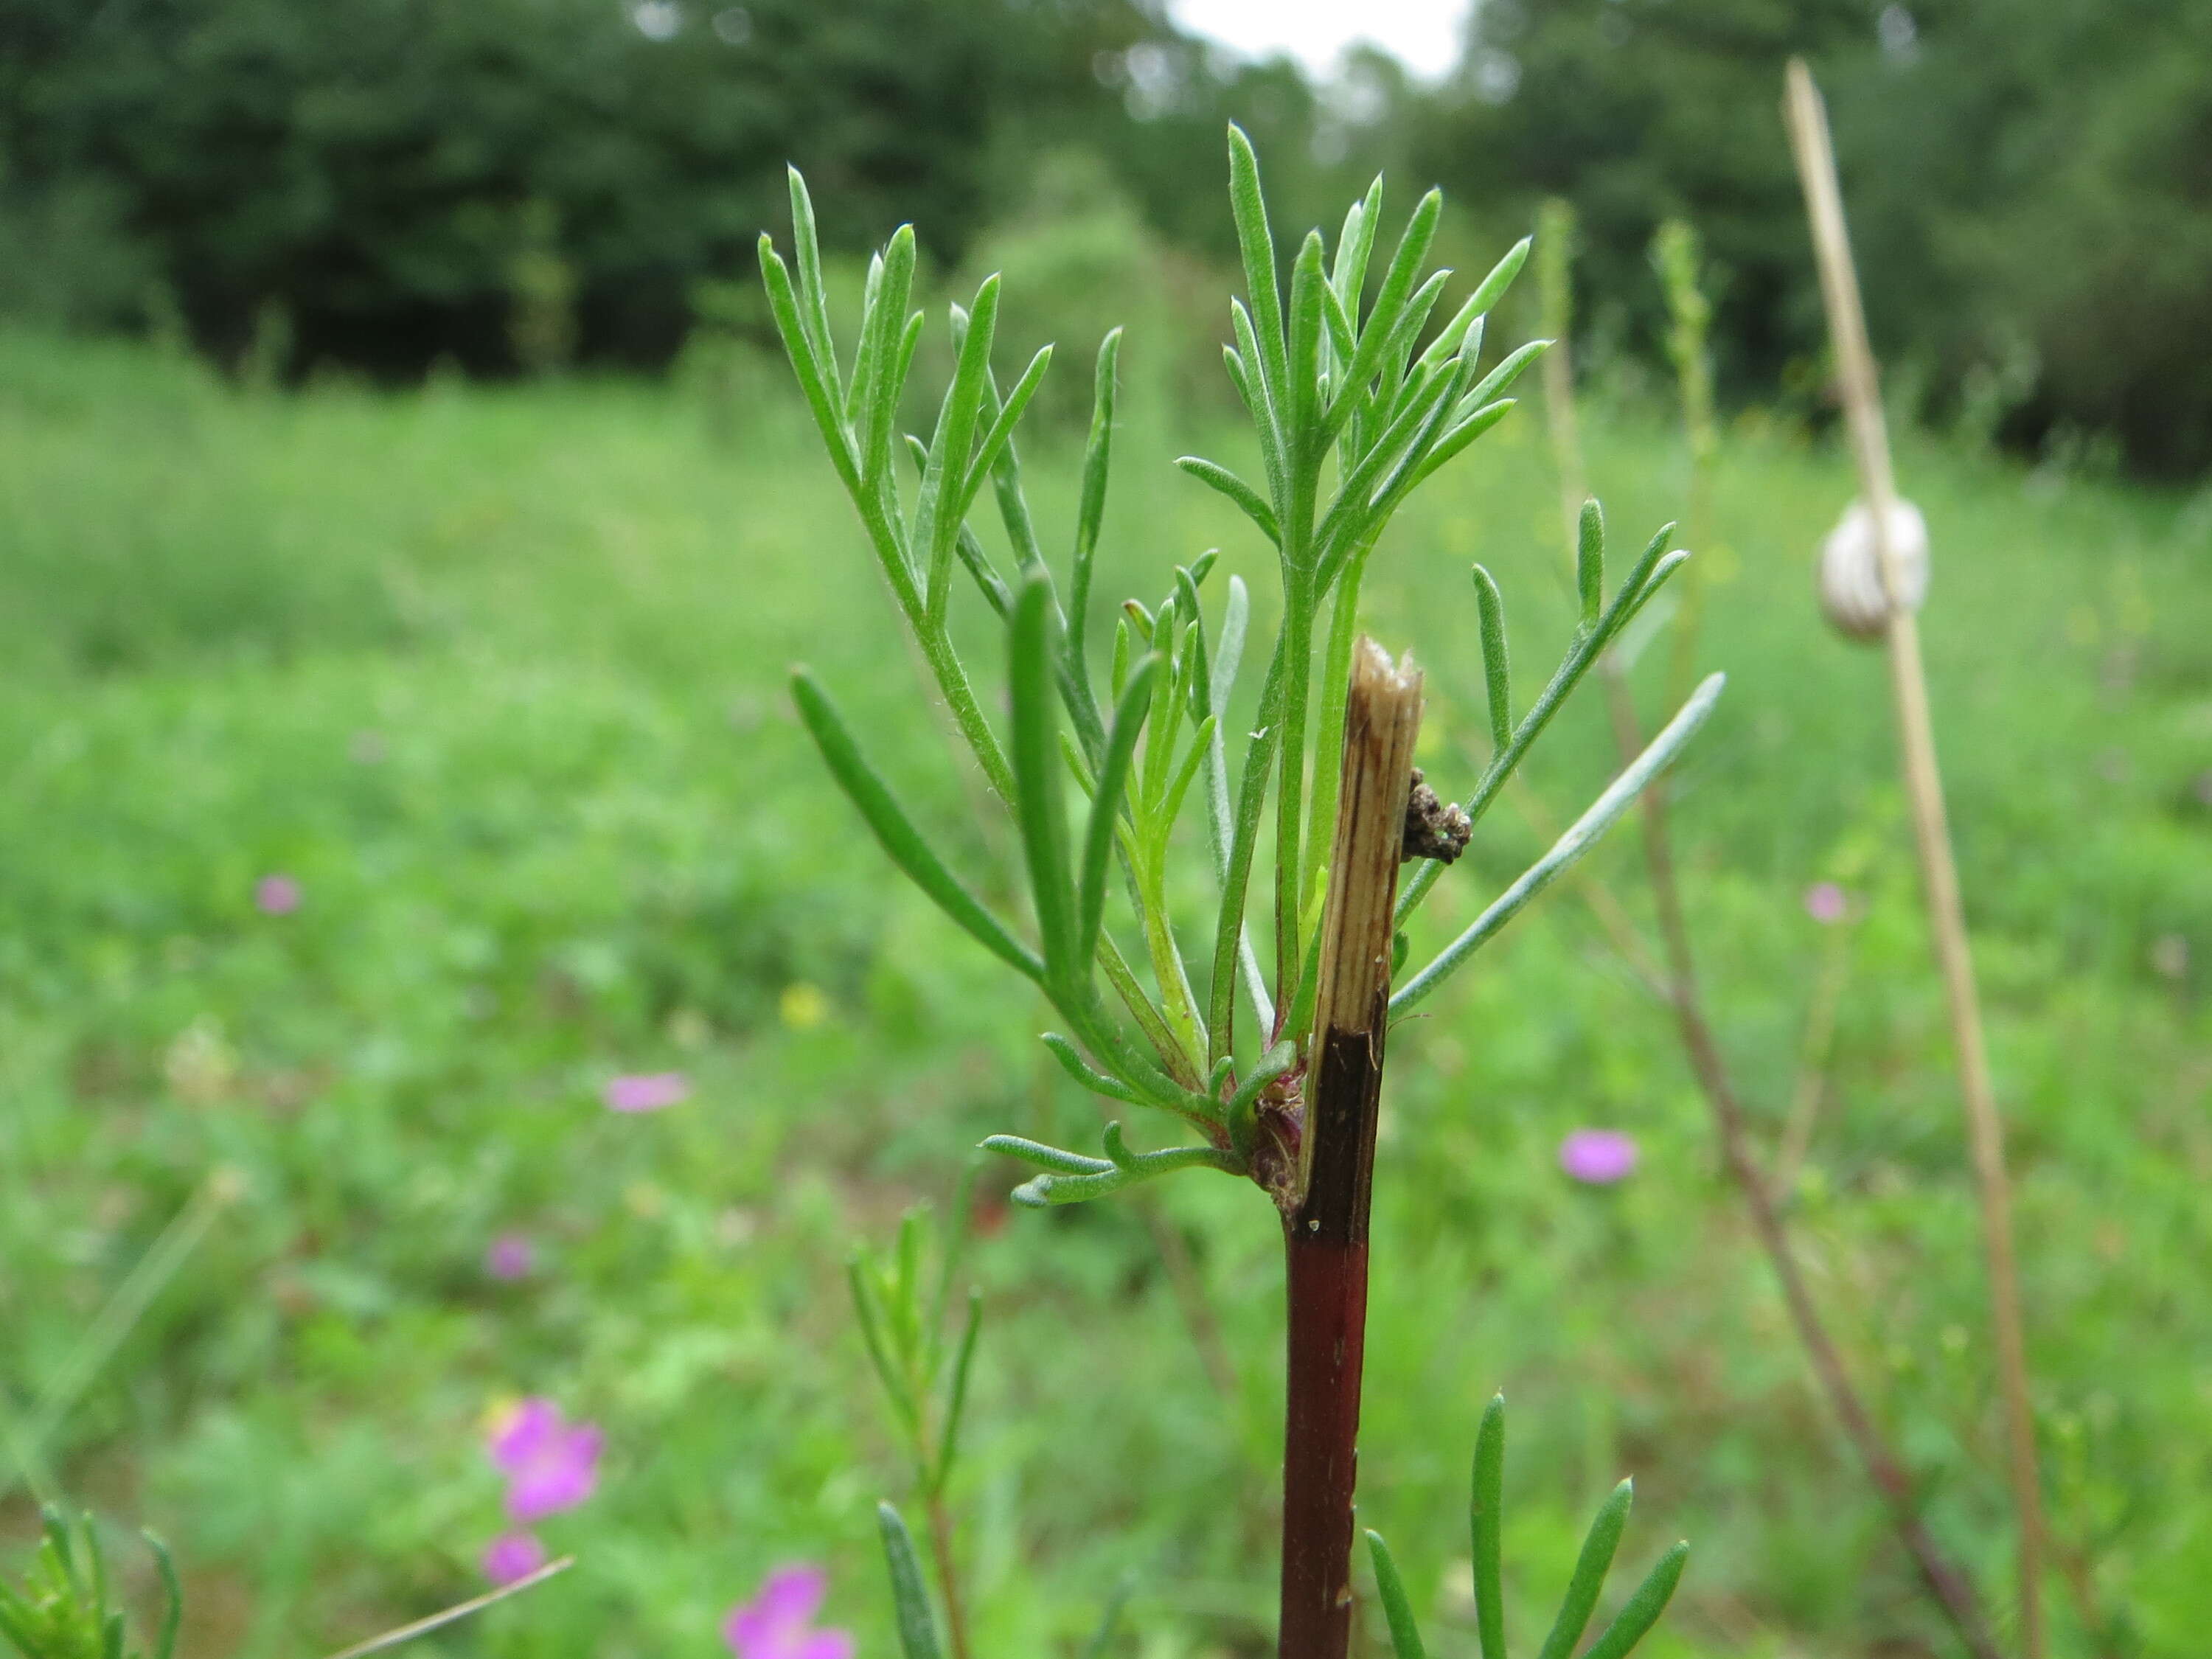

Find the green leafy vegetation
[[1, 321, 2208, 1655]]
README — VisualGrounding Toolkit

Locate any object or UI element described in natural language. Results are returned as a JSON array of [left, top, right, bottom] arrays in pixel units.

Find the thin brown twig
[[925, 1491, 974, 1659], [1785, 60, 2046, 1659], [316, 1557, 574, 1659], [1531, 189, 2003, 1658]]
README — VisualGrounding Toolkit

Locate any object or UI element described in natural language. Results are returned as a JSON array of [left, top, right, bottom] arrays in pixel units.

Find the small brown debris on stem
[[1402, 768, 1472, 864]]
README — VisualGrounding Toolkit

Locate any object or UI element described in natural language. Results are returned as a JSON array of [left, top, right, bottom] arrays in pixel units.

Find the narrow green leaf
[[1325, 187, 1443, 436], [1364, 1531, 1428, 1659], [1041, 1032, 1150, 1106], [1472, 1395, 1506, 1659], [145, 1531, 182, 1659], [759, 239, 858, 493], [1071, 329, 1121, 683], [877, 1504, 945, 1659], [1459, 337, 1550, 416], [959, 343, 1053, 524], [1464, 236, 1534, 329], [931, 1289, 982, 1492], [786, 167, 841, 404], [860, 227, 918, 485], [1003, 1138, 1241, 1207], [790, 670, 1039, 981], [1394, 675, 1726, 1013], [918, 280, 1003, 625], [1176, 456, 1279, 547], [954, 525, 1012, 617], [1080, 655, 1161, 964], [1010, 577, 1080, 991], [1472, 565, 1512, 753], [1225, 124, 1289, 420], [1332, 175, 1385, 313], [1223, 1037, 1297, 1158], [1580, 1543, 1691, 1659], [849, 1259, 921, 1440], [1537, 1481, 1633, 1659], [1288, 229, 1329, 443], [1576, 498, 1605, 631]]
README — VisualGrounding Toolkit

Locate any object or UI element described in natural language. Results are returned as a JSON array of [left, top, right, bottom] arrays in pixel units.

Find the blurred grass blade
[[1536, 1480, 1632, 1659], [790, 670, 1041, 982], [15, 1170, 237, 1490], [877, 1503, 945, 1659], [145, 1531, 182, 1659], [1579, 1542, 1690, 1659], [931, 1288, 982, 1491], [317, 1557, 574, 1659], [1080, 1573, 1136, 1659], [1394, 675, 1725, 1014], [1363, 1530, 1428, 1659]]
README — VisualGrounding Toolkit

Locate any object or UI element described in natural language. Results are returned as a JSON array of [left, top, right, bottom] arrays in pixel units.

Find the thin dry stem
[[1786, 58, 2046, 1658]]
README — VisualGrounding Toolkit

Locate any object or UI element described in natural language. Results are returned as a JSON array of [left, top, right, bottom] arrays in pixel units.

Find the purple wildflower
[[1559, 1129, 1638, 1186], [723, 1566, 855, 1659], [481, 1531, 548, 1586], [603, 1071, 691, 1113], [255, 874, 302, 916], [488, 1398, 602, 1523], [1803, 881, 1847, 925], [485, 1234, 535, 1281]]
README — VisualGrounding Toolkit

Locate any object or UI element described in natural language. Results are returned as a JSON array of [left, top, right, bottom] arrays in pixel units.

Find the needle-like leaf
[[1537, 1480, 1633, 1659], [1080, 654, 1160, 964], [1580, 1543, 1691, 1659], [1364, 1531, 1428, 1659], [1472, 1394, 1506, 1659], [877, 1503, 945, 1659], [790, 670, 1040, 981], [1393, 674, 1726, 1012]]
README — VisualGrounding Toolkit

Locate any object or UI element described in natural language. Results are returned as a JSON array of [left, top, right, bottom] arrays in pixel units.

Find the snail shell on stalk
[[1818, 498, 1929, 641]]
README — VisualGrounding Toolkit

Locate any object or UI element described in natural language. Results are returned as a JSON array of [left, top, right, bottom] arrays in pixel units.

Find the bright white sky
[[1167, 0, 1469, 81]]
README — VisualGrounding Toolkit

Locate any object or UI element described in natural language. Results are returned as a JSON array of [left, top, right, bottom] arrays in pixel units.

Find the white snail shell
[[1818, 498, 1929, 641]]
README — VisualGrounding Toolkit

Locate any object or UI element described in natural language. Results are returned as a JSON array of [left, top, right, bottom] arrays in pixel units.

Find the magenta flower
[[603, 1071, 691, 1113], [723, 1565, 855, 1659], [488, 1398, 602, 1523], [485, 1233, 535, 1281], [1559, 1129, 1638, 1185], [1803, 881, 1847, 924], [481, 1531, 547, 1586], [255, 874, 302, 915]]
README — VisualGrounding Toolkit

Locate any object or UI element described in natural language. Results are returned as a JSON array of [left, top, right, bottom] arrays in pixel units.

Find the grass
[[1, 326, 2208, 1659]]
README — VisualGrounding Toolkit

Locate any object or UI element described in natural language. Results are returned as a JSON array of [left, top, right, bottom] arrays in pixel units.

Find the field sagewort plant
[[761, 128, 1719, 1659]]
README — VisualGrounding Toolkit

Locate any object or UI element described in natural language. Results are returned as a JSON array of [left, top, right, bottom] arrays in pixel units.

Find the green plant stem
[[1273, 563, 1316, 998]]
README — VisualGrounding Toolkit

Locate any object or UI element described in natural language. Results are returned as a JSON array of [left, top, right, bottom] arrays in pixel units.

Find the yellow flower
[[779, 982, 829, 1032]]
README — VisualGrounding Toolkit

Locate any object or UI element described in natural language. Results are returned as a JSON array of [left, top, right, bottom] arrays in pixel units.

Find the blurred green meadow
[[2, 322, 2209, 1659]]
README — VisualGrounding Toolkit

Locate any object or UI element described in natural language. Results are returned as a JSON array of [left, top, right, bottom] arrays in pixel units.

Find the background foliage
[[2, 0, 2208, 468], [1, 324, 2208, 1655]]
